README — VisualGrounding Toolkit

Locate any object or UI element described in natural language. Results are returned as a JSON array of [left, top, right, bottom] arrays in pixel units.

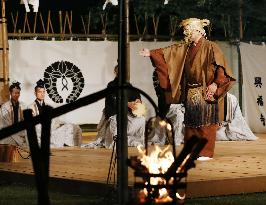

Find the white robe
[[29, 101, 82, 148], [82, 110, 145, 149], [148, 104, 185, 145], [0, 100, 27, 147], [216, 93, 257, 141]]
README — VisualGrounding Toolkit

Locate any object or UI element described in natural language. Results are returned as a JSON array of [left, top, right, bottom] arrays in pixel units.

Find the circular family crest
[[44, 61, 85, 103]]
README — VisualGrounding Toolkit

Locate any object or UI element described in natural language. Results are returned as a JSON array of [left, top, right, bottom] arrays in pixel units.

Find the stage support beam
[[117, 0, 130, 204]]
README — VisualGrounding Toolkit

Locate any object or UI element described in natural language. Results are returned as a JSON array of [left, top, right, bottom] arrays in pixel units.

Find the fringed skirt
[[184, 86, 219, 128]]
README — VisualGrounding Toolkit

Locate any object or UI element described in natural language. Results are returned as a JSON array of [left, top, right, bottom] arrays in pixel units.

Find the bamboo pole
[[169, 16, 178, 39], [67, 11, 72, 34], [134, 15, 140, 36], [0, 0, 9, 103], [39, 12, 46, 34], [33, 12, 37, 34], [142, 13, 148, 37], [10, 11, 19, 33], [62, 11, 72, 37], [49, 11, 54, 34], [88, 11, 91, 35], [100, 13, 107, 35], [46, 11, 54, 38], [80, 15, 87, 34], [23, 12, 31, 33], [70, 11, 73, 34], [62, 11, 67, 37], [152, 14, 160, 39], [239, 0, 243, 40], [59, 10, 63, 39]]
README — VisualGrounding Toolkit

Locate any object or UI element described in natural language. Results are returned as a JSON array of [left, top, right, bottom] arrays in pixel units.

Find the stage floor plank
[[1, 134, 266, 197]]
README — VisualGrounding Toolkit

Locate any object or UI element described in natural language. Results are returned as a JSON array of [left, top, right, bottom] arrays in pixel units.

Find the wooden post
[[24, 109, 51, 205], [0, 0, 9, 104], [117, 0, 130, 204]]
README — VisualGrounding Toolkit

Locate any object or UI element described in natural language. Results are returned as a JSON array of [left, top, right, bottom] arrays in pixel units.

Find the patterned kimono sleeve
[[1, 104, 11, 126], [213, 66, 234, 99], [150, 49, 171, 90], [210, 41, 236, 100]]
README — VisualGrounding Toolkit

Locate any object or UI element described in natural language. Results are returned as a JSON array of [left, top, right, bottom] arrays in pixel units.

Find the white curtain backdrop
[[240, 42, 266, 133], [8, 40, 238, 124]]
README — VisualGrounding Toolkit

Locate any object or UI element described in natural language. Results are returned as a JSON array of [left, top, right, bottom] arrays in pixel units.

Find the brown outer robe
[[150, 38, 236, 157]]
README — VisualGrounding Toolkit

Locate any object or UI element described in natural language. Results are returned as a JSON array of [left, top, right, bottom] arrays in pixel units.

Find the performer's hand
[[139, 48, 150, 57], [206, 82, 218, 100]]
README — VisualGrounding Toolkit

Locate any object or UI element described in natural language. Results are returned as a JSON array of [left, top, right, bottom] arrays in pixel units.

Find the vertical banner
[[240, 42, 266, 133]]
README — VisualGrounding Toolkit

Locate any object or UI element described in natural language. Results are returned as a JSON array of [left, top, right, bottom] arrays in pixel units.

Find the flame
[[137, 145, 185, 203], [137, 145, 174, 174]]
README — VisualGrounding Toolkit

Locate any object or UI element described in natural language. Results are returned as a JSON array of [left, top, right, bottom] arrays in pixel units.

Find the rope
[[106, 135, 117, 185], [16, 146, 31, 159], [10, 136, 31, 159], [104, 135, 118, 204]]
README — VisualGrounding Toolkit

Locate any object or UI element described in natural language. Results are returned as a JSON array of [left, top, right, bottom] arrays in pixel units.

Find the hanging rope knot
[[61, 75, 68, 91]]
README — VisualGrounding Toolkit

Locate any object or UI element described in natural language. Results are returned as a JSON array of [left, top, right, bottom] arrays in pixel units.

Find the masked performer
[[140, 18, 236, 160]]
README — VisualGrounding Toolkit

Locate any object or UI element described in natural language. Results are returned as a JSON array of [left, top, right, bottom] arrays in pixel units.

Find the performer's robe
[[150, 38, 235, 157], [29, 100, 82, 148], [0, 100, 27, 147]]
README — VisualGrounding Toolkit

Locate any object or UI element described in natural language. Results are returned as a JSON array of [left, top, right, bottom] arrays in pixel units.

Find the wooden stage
[[0, 133, 266, 198]]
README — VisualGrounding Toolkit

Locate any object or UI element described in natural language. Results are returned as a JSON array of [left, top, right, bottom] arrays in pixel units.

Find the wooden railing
[[5, 10, 185, 40]]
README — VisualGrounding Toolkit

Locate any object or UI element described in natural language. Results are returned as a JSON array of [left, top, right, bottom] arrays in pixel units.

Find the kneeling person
[[83, 65, 146, 149], [0, 81, 27, 147], [29, 79, 82, 148]]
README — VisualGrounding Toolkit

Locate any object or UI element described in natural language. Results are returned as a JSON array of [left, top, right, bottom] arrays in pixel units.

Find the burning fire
[[137, 145, 174, 175], [137, 145, 185, 203]]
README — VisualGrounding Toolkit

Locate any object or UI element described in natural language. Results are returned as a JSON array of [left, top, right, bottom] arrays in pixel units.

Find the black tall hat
[[11, 81, 21, 87], [9, 81, 21, 91], [36, 79, 45, 88]]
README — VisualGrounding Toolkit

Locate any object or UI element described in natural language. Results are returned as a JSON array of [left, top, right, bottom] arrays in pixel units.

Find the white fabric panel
[[217, 41, 239, 98], [8, 40, 238, 124], [240, 42, 266, 133], [9, 40, 118, 124]]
